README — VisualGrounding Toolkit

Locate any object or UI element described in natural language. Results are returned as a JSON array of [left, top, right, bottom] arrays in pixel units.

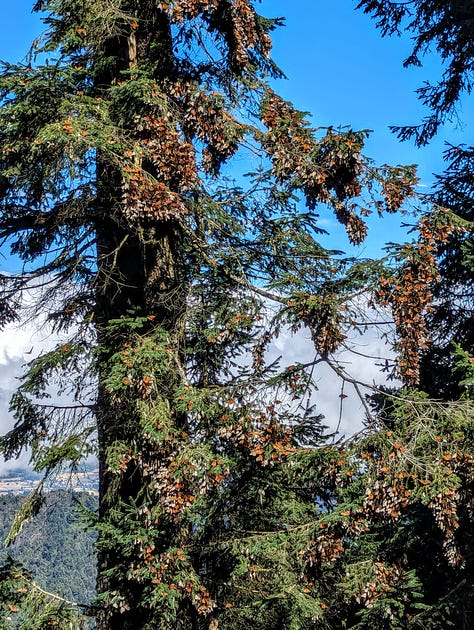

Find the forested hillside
[[0, 492, 96, 606]]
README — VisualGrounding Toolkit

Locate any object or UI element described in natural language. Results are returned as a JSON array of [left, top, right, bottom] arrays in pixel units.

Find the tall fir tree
[[0, 1, 456, 629]]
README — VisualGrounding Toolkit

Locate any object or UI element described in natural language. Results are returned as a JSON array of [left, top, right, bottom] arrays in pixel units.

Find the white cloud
[[268, 317, 397, 438], [0, 318, 62, 474]]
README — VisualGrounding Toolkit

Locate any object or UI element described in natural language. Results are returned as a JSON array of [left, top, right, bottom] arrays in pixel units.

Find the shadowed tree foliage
[[418, 144, 474, 400]]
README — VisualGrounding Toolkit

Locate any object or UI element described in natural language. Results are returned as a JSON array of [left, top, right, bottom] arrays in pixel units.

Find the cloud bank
[[0, 318, 60, 474]]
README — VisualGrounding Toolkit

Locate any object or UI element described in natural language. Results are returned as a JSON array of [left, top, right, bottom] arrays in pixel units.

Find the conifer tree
[[0, 2, 430, 628], [356, 2, 474, 399], [351, 3, 474, 627]]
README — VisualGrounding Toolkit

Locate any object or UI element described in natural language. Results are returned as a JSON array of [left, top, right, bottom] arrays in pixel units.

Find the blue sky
[[1, 1, 474, 256], [263, 0, 474, 254]]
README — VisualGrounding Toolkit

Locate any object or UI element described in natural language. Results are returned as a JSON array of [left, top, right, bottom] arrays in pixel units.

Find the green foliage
[[1, 0, 472, 629], [0, 556, 86, 630], [452, 344, 474, 397], [4, 488, 45, 547]]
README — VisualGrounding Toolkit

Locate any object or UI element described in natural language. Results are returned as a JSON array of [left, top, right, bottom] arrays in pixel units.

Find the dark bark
[[90, 8, 190, 627]]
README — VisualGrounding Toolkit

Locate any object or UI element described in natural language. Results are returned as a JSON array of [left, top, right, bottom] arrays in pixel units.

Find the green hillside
[[0, 492, 97, 607]]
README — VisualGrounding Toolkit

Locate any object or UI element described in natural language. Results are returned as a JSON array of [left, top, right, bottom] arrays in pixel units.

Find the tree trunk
[[91, 8, 188, 627]]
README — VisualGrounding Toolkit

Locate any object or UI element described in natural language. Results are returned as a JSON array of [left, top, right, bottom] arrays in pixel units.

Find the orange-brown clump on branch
[[377, 209, 469, 385]]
